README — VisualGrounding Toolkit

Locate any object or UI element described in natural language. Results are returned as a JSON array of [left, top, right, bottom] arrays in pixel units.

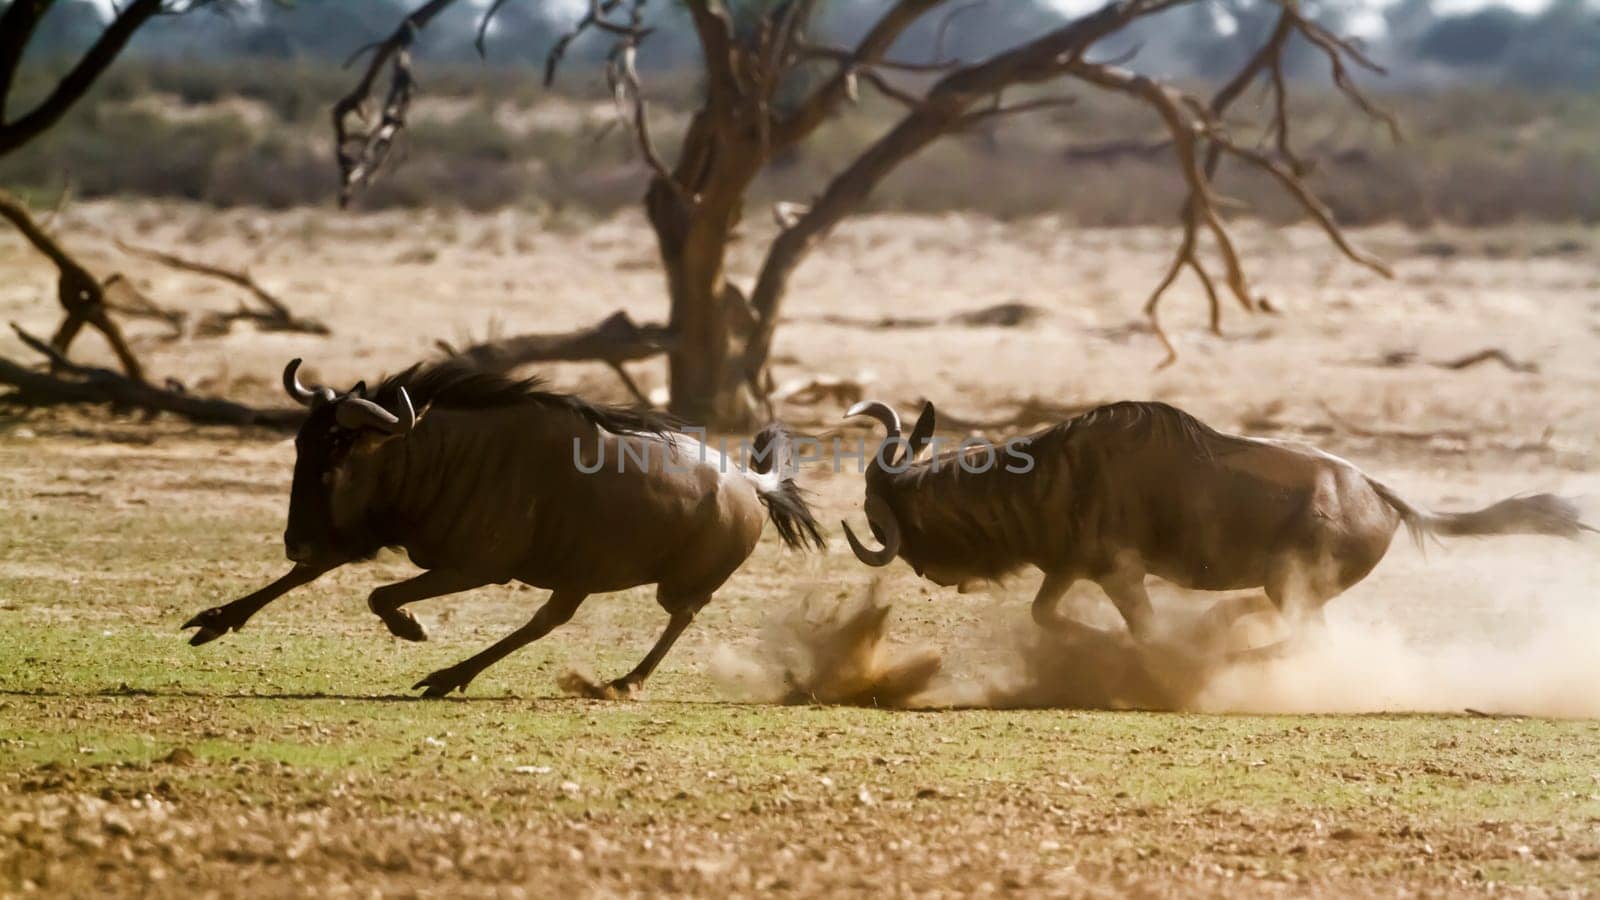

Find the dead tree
[[0, 190, 146, 381], [0, 2, 223, 379], [340, 0, 1397, 427], [0, 325, 304, 429], [0, 1, 217, 156]]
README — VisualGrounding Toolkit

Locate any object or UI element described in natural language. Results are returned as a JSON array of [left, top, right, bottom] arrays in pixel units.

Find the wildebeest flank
[[182, 359, 824, 698], [842, 399, 1592, 650]]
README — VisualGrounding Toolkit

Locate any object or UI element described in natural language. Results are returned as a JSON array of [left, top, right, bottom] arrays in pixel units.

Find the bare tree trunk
[[645, 114, 763, 429], [657, 211, 735, 424]]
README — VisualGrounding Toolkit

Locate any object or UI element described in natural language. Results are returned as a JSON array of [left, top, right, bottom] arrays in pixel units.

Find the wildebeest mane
[[369, 360, 679, 437], [1029, 400, 1256, 462], [887, 401, 1257, 581]]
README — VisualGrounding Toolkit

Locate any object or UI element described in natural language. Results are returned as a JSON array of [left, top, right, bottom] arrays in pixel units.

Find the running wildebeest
[[181, 359, 824, 698], [841, 399, 1592, 647]]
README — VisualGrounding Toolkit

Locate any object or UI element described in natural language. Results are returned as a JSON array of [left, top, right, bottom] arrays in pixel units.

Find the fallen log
[[0, 325, 304, 429], [440, 310, 671, 372], [439, 310, 672, 406]]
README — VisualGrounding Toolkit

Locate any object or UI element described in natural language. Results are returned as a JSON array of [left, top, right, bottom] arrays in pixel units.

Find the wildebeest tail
[[1368, 478, 1595, 550], [750, 423, 826, 551]]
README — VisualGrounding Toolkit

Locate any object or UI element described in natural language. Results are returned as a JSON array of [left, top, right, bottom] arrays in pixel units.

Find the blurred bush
[[1, 58, 1595, 226]]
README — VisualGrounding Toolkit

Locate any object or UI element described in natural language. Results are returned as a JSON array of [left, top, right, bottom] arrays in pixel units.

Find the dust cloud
[[709, 577, 1600, 717], [1193, 609, 1600, 717]]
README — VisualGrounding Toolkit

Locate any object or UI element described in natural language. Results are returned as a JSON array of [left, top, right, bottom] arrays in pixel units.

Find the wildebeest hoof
[[181, 607, 239, 645], [187, 626, 227, 646], [413, 667, 473, 698], [574, 679, 637, 701], [380, 609, 428, 642]]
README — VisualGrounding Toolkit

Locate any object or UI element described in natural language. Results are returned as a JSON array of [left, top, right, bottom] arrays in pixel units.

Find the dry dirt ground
[[2, 203, 1599, 897]]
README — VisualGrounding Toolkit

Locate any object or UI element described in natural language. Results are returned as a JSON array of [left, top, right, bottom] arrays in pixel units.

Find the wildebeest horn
[[335, 387, 416, 436], [842, 495, 901, 567], [283, 358, 319, 407], [906, 402, 936, 463], [846, 400, 903, 470]]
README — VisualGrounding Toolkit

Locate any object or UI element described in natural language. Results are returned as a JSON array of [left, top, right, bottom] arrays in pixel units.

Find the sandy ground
[[1, 203, 1598, 896]]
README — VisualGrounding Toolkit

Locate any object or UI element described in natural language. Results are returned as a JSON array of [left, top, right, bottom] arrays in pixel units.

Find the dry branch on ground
[[806, 301, 1046, 331], [0, 325, 303, 429], [438, 310, 670, 406], [110, 239, 330, 337], [0, 190, 146, 381]]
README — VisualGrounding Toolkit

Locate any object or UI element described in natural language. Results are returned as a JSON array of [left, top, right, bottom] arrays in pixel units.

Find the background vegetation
[[1, 56, 1597, 226]]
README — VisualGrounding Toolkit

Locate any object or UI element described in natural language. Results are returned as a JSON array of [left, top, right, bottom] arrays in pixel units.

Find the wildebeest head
[[281, 359, 416, 565], [841, 399, 936, 568]]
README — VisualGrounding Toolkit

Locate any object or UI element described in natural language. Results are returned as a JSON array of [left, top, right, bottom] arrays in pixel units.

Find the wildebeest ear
[[907, 402, 937, 463], [350, 381, 367, 397]]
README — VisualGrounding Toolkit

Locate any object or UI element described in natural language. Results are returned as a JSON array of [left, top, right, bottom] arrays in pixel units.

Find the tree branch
[[0, 0, 169, 157], [851, 69, 925, 111], [439, 310, 672, 374], [744, 0, 1164, 383], [0, 325, 303, 429], [794, 40, 959, 73], [960, 94, 1076, 126], [332, 0, 462, 207], [0, 0, 50, 122], [0, 189, 144, 381], [111, 238, 330, 336], [1058, 3, 1394, 364], [773, 0, 950, 148], [544, 0, 654, 85], [681, 0, 739, 97]]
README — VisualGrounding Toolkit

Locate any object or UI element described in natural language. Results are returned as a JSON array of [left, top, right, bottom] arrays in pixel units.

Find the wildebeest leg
[[1196, 594, 1278, 653], [1224, 562, 1333, 663], [367, 569, 493, 642], [1031, 572, 1092, 632], [576, 592, 710, 700], [1031, 572, 1125, 643], [412, 590, 587, 698], [614, 610, 695, 690], [1098, 568, 1157, 642], [182, 564, 333, 646]]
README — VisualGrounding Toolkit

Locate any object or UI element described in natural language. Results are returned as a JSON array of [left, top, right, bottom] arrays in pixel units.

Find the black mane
[[1032, 400, 1256, 461], [368, 359, 679, 437]]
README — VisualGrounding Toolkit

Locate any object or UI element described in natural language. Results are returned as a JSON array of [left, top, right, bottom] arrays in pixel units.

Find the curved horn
[[393, 387, 416, 434], [282, 358, 318, 407], [842, 494, 901, 567], [334, 388, 417, 436], [335, 397, 395, 431], [846, 399, 903, 471]]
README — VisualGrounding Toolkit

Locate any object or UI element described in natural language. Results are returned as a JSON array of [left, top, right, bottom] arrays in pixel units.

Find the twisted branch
[[0, 325, 303, 429], [0, 191, 144, 381], [111, 239, 330, 336], [332, 0, 461, 208], [1070, 4, 1396, 365]]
